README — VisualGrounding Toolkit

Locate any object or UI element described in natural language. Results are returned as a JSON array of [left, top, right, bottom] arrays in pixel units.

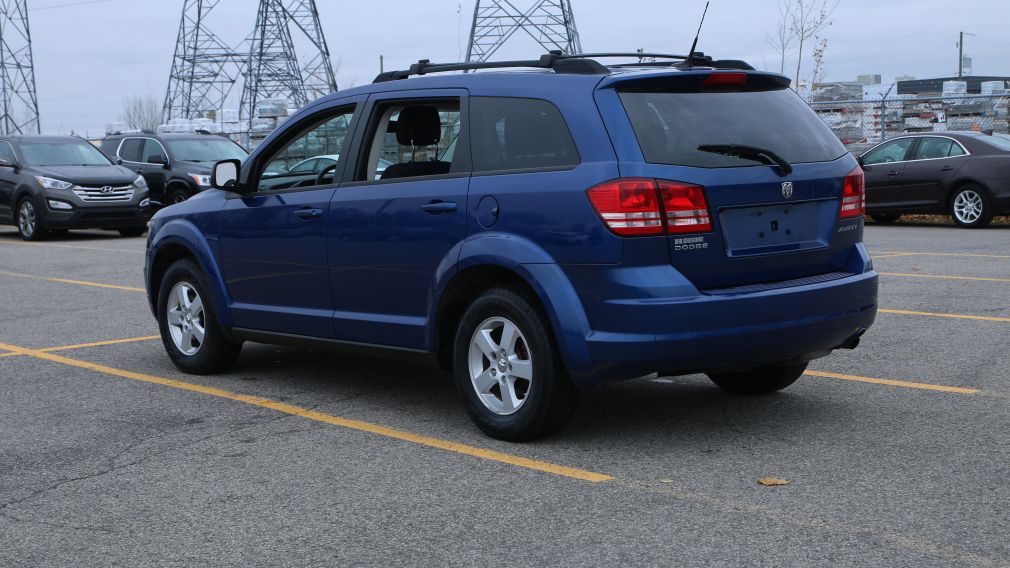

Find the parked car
[[101, 131, 248, 205], [859, 131, 1010, 228], [0, 136, 152, 240], [145, 53, 878, 440]]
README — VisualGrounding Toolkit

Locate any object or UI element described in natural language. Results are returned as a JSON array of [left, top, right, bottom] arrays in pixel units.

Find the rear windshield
[[619, 88, 847, 168]]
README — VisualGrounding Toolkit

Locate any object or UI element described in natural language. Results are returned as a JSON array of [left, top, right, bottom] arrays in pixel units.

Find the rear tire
[[707, 363, 807, 395], [870, 213, 902, 224], [158, 259, 242, 375], [950, 184, 993, 228], [16, 197, 48, 241], [118, 226, 147, 238], [453, 287, 579, 441]]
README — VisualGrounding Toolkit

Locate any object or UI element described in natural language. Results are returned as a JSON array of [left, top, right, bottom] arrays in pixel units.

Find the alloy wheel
[[18, 200, 36, 237], [467, 316, 534, 415], [166, 281, 206, 356], [954, 190, 984, 225]]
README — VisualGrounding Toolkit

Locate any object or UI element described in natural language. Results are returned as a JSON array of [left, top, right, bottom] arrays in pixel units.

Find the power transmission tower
[[241, 0, 337, 125], [0, 0, 40, 134], [163, 0, 246, 123], [466, 0, 582, 63]]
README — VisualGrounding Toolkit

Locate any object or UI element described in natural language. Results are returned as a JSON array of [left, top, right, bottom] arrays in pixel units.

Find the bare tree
[[808, 37, 829, 89], [121, 94, 161, 132], [790, 0, 837, 89], [765, 1, 796, 75]]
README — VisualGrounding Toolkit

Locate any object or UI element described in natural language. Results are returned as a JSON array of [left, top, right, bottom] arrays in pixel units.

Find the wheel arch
[[148, 220, 233, 328]]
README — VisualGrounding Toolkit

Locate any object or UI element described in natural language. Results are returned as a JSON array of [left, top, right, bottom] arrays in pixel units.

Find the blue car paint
[[146, 68, 878, 387]]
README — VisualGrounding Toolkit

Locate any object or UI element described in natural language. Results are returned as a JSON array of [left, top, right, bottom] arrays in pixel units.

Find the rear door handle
[[294, 208, 324, 220], [421, 201, 458, 214]]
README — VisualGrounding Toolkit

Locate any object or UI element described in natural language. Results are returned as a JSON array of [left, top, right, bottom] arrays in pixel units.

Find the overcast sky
[[27, 0, 1010, 135]]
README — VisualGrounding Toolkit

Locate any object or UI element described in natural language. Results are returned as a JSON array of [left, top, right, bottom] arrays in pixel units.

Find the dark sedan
[[859, 131, 1010, 228]]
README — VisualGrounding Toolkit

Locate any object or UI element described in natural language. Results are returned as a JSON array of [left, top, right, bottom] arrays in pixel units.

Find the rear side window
[[619, 88, 847, 168], [471, 97, 578, 173], [913, 137, 959, 160], [118, 138, 143, 162]]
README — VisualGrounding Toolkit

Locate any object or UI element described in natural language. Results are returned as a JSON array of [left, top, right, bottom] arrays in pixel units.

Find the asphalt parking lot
[[1, 223, 1008, 567]]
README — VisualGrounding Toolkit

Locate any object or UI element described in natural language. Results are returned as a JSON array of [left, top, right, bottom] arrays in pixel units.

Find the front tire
[[707, 363, 807, 395], [870, 213, 902, 224], [950, 184, 993, 228], [453, 287, 578, 441], [118, 226, 147, 238], [168, 187, 191, 205], [158, 259, 242, 374], [16, 197, 48, 241]]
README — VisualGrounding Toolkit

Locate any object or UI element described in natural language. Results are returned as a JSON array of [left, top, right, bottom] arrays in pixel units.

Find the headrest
[[396, 105, 442, 146]]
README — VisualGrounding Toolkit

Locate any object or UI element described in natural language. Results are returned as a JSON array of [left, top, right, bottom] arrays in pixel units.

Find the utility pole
[[163, 0, 246, 123], [958, 31, 963, 79], [466, 0, 582, 64], [0, 0, 40, 134]]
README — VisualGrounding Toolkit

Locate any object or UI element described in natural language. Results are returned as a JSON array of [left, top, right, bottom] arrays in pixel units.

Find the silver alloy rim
[[954, 190, 984, 224], [18, 201, 35, 237], [468, 316, 533, 415], [166, 281, 206, 356]]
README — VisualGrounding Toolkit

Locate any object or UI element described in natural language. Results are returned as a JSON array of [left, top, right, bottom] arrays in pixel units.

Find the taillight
[[840, 166, 865, 219], [703, 72, 748, 89], [586, 178, 663, 236], [586, 178, 712, 237], [658, 181, 712, 234]]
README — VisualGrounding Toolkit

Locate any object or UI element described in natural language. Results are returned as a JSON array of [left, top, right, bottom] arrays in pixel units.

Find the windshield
[[165, 138, 248, 163], [19, 141, 113, 167], [619, 88, 848, 168], [978, 134, 1010, 152]]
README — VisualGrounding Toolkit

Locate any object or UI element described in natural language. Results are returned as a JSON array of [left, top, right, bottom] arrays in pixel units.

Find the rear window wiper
[[697, 144, 793, 175]]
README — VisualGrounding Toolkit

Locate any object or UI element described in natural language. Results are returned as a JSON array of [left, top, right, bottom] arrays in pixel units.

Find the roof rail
[[373, 51, 753, 83]]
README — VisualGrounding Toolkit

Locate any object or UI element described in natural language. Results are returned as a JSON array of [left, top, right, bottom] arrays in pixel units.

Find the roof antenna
[[685, 1, 710, 68]]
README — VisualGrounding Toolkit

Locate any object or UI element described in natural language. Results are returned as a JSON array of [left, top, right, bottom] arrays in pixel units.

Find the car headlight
[[35, 176, 73, 190], [188, 173, 212, 187], [134, 175, 148, 189]]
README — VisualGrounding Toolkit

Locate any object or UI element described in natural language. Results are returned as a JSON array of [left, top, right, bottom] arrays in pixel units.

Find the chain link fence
[[809, 94, 1010, 153]]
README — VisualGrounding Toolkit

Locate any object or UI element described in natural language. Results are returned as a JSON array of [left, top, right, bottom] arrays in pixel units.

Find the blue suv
[[145, 53, 878, 441]]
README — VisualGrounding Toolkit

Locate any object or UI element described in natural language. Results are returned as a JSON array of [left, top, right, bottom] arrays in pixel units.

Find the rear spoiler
[[601, 71, 792, 93]]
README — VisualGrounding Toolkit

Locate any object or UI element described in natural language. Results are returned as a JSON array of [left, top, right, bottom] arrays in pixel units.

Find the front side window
[[0, 142, 16, 164], [141, 139, 168, 163], [862, 138, 914, 165], [470, 97, 579, 173], [19, 140, 113, 167], [358, 100, 462, 182], [258, 108, 355, 191], [912, 137, 955, 160]]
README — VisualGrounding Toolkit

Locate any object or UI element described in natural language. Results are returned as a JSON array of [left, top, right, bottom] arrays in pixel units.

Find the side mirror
[[0, 158, 18, 170], [212, 159, 242, 192], [116, 158, 124, 166], [856, 155, 870, 170], [148, 154, 168, 167]]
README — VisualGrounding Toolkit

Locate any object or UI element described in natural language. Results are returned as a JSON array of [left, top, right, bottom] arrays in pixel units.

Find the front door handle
[[294, 208, 324, 220], [421, 201, 458, 215], [887, 171, 900, 177], [941, 165, 955, 172]]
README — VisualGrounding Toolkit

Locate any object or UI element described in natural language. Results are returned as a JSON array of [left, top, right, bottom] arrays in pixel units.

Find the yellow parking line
[[0, 270, 144, 292], [0, 340, 613, 483], [805, 370, 979, 394], [872, 250, 1010, 260], [0, 239, 144, 254], [879, 308, 1010, 323], [879, 272, 1010, 283], [40, 335, 162, 353], [872, 253, 918, 259]]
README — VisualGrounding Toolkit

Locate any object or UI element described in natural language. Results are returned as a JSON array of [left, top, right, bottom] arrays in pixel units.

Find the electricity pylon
[[163, 0, 245, 122], [0, 0, 40, 134], [466, 0, 582, 63]]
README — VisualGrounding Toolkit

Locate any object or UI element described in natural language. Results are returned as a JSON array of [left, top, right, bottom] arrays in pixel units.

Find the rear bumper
[[542, 245, 878, 386]]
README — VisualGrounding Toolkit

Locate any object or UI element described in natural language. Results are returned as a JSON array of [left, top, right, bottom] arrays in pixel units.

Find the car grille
[[72, 184, 135, 202]]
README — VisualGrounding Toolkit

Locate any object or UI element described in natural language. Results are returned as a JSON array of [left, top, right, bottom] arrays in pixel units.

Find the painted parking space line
[[0, 340, 613, 483], [0, 270, 145, 292], [0, 238, 145, 255], [879, 308, 1010, 323], [805, 370, 979, 395], [878, 272, 1010, 283], [0, 336, 160, 358], [871, 252, 919, 259]]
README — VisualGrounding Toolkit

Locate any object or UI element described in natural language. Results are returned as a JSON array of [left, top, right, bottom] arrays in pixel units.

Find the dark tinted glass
[[471, 97, 579, 172], [141, 139, 167, 162], [862, 138, 914, 165], [913, 137, 954, 160], [619, 88, 847, 168], [118, 138, 143, 162]]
